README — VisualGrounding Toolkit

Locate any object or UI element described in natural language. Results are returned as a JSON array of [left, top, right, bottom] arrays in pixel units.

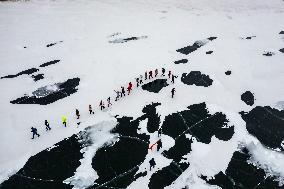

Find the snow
[[0, 0, 284, 187]]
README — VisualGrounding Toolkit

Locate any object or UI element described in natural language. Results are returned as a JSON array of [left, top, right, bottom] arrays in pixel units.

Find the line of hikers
[[31, 68, 177, 139]]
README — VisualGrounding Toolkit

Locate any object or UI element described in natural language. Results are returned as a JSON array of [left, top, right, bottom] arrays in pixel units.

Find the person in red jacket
[[127, 82, 133, 95]]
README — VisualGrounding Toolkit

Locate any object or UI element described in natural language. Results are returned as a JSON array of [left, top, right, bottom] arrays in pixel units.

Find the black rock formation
[[225, 70, 231, 75], [280, 31, 284, 34], [181, 71, 213, 87], [109, 36, 147, 44], [241, 91, 254, 106], [263, 52, 274, 56], [240, 106, 284, 151], [280, 48, 284, 53], [176, 37, 217, 55], [142, 79, 168, 93], [10, 78, 80, 105], [206, 50, 213, 54], [39, 60, 60, 68], [32, 74, 44, 81], [174, 59, 188, 64], [1, 68, 39, 79]]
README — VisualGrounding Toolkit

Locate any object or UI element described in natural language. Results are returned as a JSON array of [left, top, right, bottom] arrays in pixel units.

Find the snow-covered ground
[[0, 0, 284, 188]]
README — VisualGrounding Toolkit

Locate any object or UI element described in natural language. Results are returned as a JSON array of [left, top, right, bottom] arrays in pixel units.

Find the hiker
[[145, 71, 148, 80], [89, 105, 94, 114], [149, 158, 156, 171], [149, 70, 153, 79], [157, 139, 162, 151], [158, 128, 162, 137], [76, 109, 80, 119], [127, 82, 133, 95], [121, 86, 126, 97], [155, 69, 158, 77], [171, 74, 177, 83], [162, 68, 165, 76], [139, 75, 143, 84], [45, 120, 51, 131], [107, 97, 112, 107], [61, 116, 67, 127], [168, 70, 172, 79], [31, 127, 40, 139], [136, 77, 140, 87], [99, 100, 105, 110], [171, 88, 176, 98], [114, 90, 120, 101]]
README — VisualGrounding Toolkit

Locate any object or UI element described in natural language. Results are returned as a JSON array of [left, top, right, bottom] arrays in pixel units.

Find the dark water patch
[[148, 162, 183, 189], [176, 37, 217, 55], [174, 59, 188, 64], [46, 41, 63, 48], [39, 60, 60, 67], [109, 36, 147, 44], [280, 48, 284, 53], [206, 50, 213, 54], [141, 79, 168, 93], [241, 91, 254, 106], [225, 70, 231, 75], [0, 134, 83, 189], [240, 106, 284, 151], [10, 78, 80, 105], [181, 71, 213, 87], [32, 74, 44, 81], [162, 102, 234, 144], [280, 31, 284, 34], [203, 148, 282, 188], [164, 135, 192, 164], [139, 102, 161, 133], [1, 68, 39, 79], [263, 51, 275, 56], [91, 137, 148, 188]]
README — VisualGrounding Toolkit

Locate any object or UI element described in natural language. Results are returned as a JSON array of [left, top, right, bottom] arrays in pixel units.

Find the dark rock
[[241, 91, 254, 106], [142, 79, 168, 93], [280, 31, 284, 34], [23, 46, 27, 48], [148, 162, 183, 189], [263, 52, 274, 56], [109, 36, 147, 44], [240, 106, 284, 151], [181, 71, 213, 87], [174, 59, 188, 64], [10, 78, 80, 105], [32, 74, 44, 81], [139, 102, 161, 133], [245, 36, 256, 39], [39, 60, 60, 67], [203, 148, 282, 188], [46, 41, 63, 48], [1, 68, 39, 79], [225, 70, 231, 75], [280, 48, 284, 53], [206, 51, 213, 54], [0, 134, 83, 189], [176, 37, 217, 55]]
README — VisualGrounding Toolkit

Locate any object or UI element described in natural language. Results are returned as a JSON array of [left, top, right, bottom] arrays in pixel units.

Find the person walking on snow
[[139, 75, 143, 84], [31, 127, 40, 139], [157, 139, 162, 151], [121, 86, 126, 97], [89, 105, 94, 114], [171, 88, 176, 98], [162, 68, 165, 76], [158, 128, 162, 137], [149, 158, 156, 171], [99, 100, 105, 110], [127, 82, 133, 95], [45, 120, 51, 131], [114, 90, 120, 101], [76, 109, 80, 119], [61, 116, 67, 127], [107, 97, 112, 107], [168, 70, 172, 79], [171, 74, 178, 84], [149, 71, 153, 79], [145, 71, 148, 80], [136, 77, 140, 87], [155, 69, 158, 77]]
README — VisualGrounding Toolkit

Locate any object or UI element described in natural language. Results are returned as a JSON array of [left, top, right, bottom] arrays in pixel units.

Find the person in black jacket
[[45, 120, 51, 131], [31, 127, 40, 139], [149, 158, 156, 171]]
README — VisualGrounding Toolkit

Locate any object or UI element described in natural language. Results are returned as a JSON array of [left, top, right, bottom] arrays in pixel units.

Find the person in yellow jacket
[[61, 116, 67, 127]]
